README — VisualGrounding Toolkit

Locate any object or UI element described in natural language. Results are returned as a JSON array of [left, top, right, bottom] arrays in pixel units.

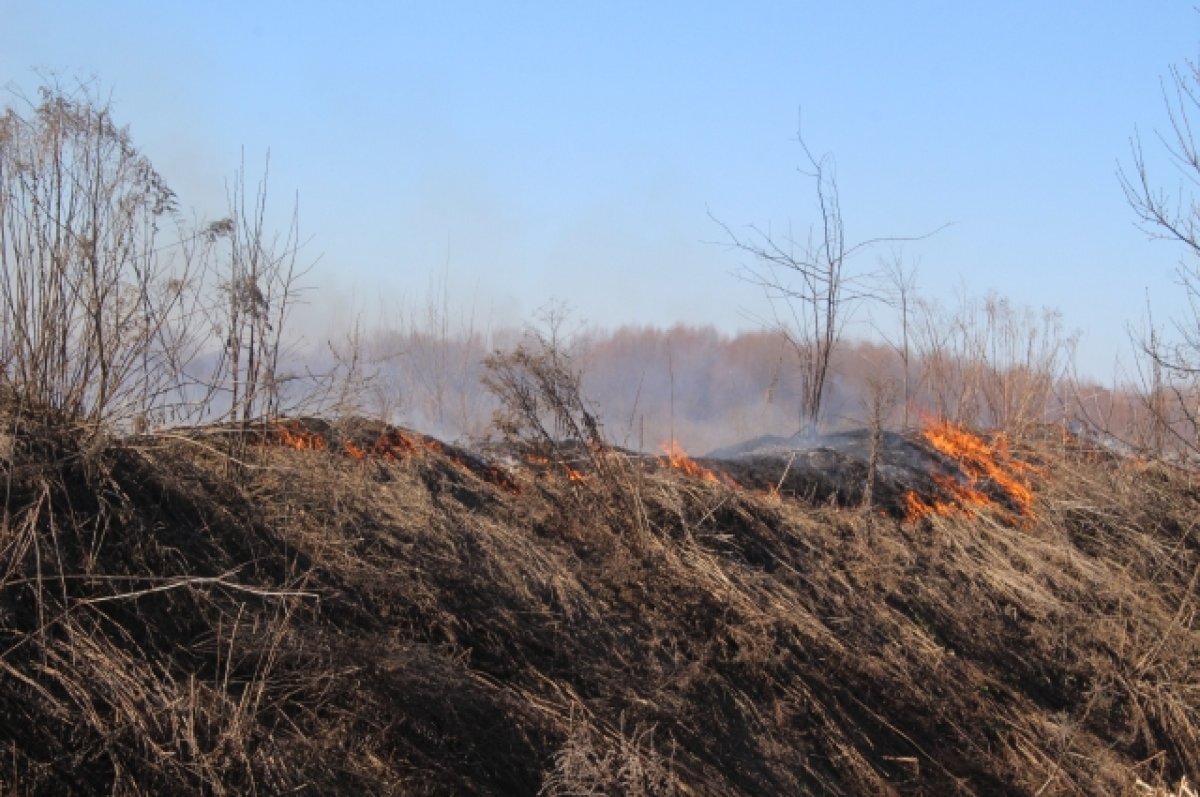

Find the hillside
[[0, 412, 1197, 795]]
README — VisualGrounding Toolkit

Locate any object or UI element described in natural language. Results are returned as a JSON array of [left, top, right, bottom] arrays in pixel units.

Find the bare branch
[[712, 123, 945, 434], [1121, 54, 1200, 461]]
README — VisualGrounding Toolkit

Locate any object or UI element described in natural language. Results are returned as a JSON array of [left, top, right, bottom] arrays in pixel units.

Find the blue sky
[[3, 2, 1198, 379]]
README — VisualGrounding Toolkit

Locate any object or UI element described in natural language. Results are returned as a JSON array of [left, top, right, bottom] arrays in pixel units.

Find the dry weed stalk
[[1136, 776, 1198, 797], [860, 376, 898, 535]]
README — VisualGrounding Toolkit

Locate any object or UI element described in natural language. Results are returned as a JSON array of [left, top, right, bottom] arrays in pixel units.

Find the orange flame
[[525, 453, 586, 482], [903, 493, 952, 523], [659, 440, 737, 487], [274, 423, 327, 451], [369, 429, 419, 461], [264, 422, 519, 493], [903, 419, 1040, 523]]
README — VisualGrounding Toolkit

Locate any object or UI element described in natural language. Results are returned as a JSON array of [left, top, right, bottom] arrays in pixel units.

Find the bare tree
[[1121, 54, 1200, 458], [714, 124, 942, 436]]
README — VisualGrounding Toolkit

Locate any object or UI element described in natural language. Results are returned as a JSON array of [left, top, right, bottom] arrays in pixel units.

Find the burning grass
[[0, 412, 1197, 794], [659, 439, 740, 487], [266, 417, 522, 493], [902, 419, 1043, 524]]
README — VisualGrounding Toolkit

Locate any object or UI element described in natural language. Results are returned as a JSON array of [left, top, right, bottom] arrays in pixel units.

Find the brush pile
[[0, 410, 1197, 795]]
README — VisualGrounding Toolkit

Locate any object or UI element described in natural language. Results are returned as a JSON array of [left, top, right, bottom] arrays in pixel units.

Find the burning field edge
[[258, 415, 1046, 526], [0, 413, 1197, 795]]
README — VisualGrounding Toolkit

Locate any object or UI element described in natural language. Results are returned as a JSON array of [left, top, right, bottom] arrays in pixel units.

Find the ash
[[703, 429, 1000, 517]]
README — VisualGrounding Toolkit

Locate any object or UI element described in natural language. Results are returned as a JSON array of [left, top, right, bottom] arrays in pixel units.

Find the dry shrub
[[483, 328, 604, 455], [481, 324, 649, 533], [912, 293, 1076, 438], [0, 85, 186, 431]]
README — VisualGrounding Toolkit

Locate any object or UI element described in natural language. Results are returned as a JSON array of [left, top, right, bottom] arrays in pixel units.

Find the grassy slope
[[0, 419, 1197, 795]]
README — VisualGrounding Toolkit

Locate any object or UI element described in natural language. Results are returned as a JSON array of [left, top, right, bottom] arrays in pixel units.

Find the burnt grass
[[0, 416, 1198, 795]]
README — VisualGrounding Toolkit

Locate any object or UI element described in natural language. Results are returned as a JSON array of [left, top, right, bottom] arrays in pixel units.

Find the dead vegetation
[[0, 400, 1195, 795]]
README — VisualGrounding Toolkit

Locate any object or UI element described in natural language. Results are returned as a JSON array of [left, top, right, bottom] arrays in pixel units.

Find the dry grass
[[0, 412, 1196, 794]]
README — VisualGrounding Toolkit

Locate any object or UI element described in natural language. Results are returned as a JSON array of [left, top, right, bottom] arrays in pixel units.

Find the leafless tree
[[714, 124, 942, 436], [1121, 54, 1200, 458]]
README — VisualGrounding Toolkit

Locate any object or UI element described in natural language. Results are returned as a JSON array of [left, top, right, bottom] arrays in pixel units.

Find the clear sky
[[3, 2, 1198, 379]]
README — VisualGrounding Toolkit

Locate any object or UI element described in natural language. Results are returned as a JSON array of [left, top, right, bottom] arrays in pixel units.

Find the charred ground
[[0, 412, 1197, 795]]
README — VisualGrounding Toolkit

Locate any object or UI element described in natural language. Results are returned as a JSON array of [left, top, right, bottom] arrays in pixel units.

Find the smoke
[[294, 318, 913, 454]]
